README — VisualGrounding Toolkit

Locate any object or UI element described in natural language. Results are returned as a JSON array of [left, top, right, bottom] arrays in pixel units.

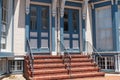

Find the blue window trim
[[94, 1, 111, 8], [92, 1, 118, 52], [82, 20, 86, 51], [31, 0, 52, 3], [65, 1, 82, 7], [0, 0, 2, 51], [26, 5, 50, 53], [118, 1, 120, 5], [52, 16, 55, 52], [91, 8, 96, 49], [61, 8, 80, 52], [111, 4, 119, 51]]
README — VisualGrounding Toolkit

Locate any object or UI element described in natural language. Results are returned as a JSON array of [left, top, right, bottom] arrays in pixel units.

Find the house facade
[[0, 0, 120, 75]]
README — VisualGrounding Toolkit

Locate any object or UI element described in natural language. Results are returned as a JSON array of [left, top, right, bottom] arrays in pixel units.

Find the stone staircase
[[24, 54, 104, 80]]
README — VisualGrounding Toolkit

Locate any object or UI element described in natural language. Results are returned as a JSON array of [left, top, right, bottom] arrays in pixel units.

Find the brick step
[[71, 72, 105, 79], [33, 72, 104, 80], [33, 59, 63, 63], [70, 55, 89, 58], [34, 55, 62, 59], [33, 62, 95, 69], [33, 58, 93, 64], [33, 67, 99, 75], [33, 74, 69, 80], [70, 62, 96, 67], [33, 68, 67, 75], [71, 67, 99, 72], [33, 63, 65, 69]]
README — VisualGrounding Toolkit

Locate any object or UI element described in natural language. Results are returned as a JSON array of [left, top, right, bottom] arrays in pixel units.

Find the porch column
[[25, 0, 30, 51], [51, 0, 57, 55], [82, 0, 88, 53], [60, 0, 66, 54], [85, 3, 93, 55], [0, 0, 2, 51]]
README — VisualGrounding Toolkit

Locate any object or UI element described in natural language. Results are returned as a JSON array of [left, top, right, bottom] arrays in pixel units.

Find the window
[[64, 11, 68, 32], [96, 56, 115, 70], [9, 60, 23, 72], [0, 59, 6, 75], [95, 6, 113, 51], [1, 0, 8, 49]]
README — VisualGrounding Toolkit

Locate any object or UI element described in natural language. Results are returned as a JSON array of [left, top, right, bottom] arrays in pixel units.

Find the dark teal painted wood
[[29, 5, 50, 52], [52, 16, 55, 51], [111, 4, 118, 51], [31, 0, 52, 3], [60, 17, 64, 52], [63, 9, 80, 52], [82, 20, 86, 52], [91, 8, 96, 49], [0, 0, 1, 43]]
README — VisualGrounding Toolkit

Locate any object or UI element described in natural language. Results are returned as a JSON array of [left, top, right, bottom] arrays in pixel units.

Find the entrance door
[[29, 5, 50, 52], [63, 9, 80, 52]]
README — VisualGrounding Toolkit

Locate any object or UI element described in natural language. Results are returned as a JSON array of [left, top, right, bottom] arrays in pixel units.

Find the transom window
[[1, 0, 8, 49], [96, 56, 115, 70]]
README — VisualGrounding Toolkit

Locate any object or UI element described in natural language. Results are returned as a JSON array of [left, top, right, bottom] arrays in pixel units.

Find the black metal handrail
[[58, 40, 72, 77], [26, 39, 34, 78], [86, 41, 102, 58]]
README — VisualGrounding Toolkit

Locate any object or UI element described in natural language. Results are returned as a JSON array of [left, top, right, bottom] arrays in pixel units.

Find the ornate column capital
[[52, 0, 57, 17], [60, 0, 66, 18], [26, 0, 30, 14]]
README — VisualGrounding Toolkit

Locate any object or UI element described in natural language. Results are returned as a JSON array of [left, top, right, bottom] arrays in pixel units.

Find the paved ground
[[1, 74, 120, 80], [1, 74, 26, 80]]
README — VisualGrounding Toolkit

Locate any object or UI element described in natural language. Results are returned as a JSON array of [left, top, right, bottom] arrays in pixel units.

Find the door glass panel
[[30, 7, 37, 30], [72, 11, 78, 32], [42, 7, 49, 30], [64, 11, 68, 32]]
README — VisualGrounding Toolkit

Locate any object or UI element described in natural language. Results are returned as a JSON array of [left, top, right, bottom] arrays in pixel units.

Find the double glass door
[[29, 5, 50, 52], [63, 9, 80, 52]]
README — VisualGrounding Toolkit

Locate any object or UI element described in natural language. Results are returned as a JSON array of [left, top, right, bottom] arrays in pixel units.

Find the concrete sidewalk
[[1, 73, 120, 80]]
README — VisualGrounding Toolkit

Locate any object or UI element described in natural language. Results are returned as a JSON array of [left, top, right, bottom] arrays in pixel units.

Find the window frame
[[96, 56, 115, 70], [1, 0, 8, 50], [9, 60, 23, 73]]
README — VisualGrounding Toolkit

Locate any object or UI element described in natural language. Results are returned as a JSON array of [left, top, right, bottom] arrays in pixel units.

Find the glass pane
[[1, 0, 8, 50], [9, 61, 15, 71], [95, 7, 113, 51], [64, 11, 68, 32], [30, 7, 37, 30], [107, 57, 114, 69], [72, 11, 78, 32], [42, 7, 49, 30], [2, 0, 8, 8], [97, 57, 105, 69], [17, 61, 22, 70]]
